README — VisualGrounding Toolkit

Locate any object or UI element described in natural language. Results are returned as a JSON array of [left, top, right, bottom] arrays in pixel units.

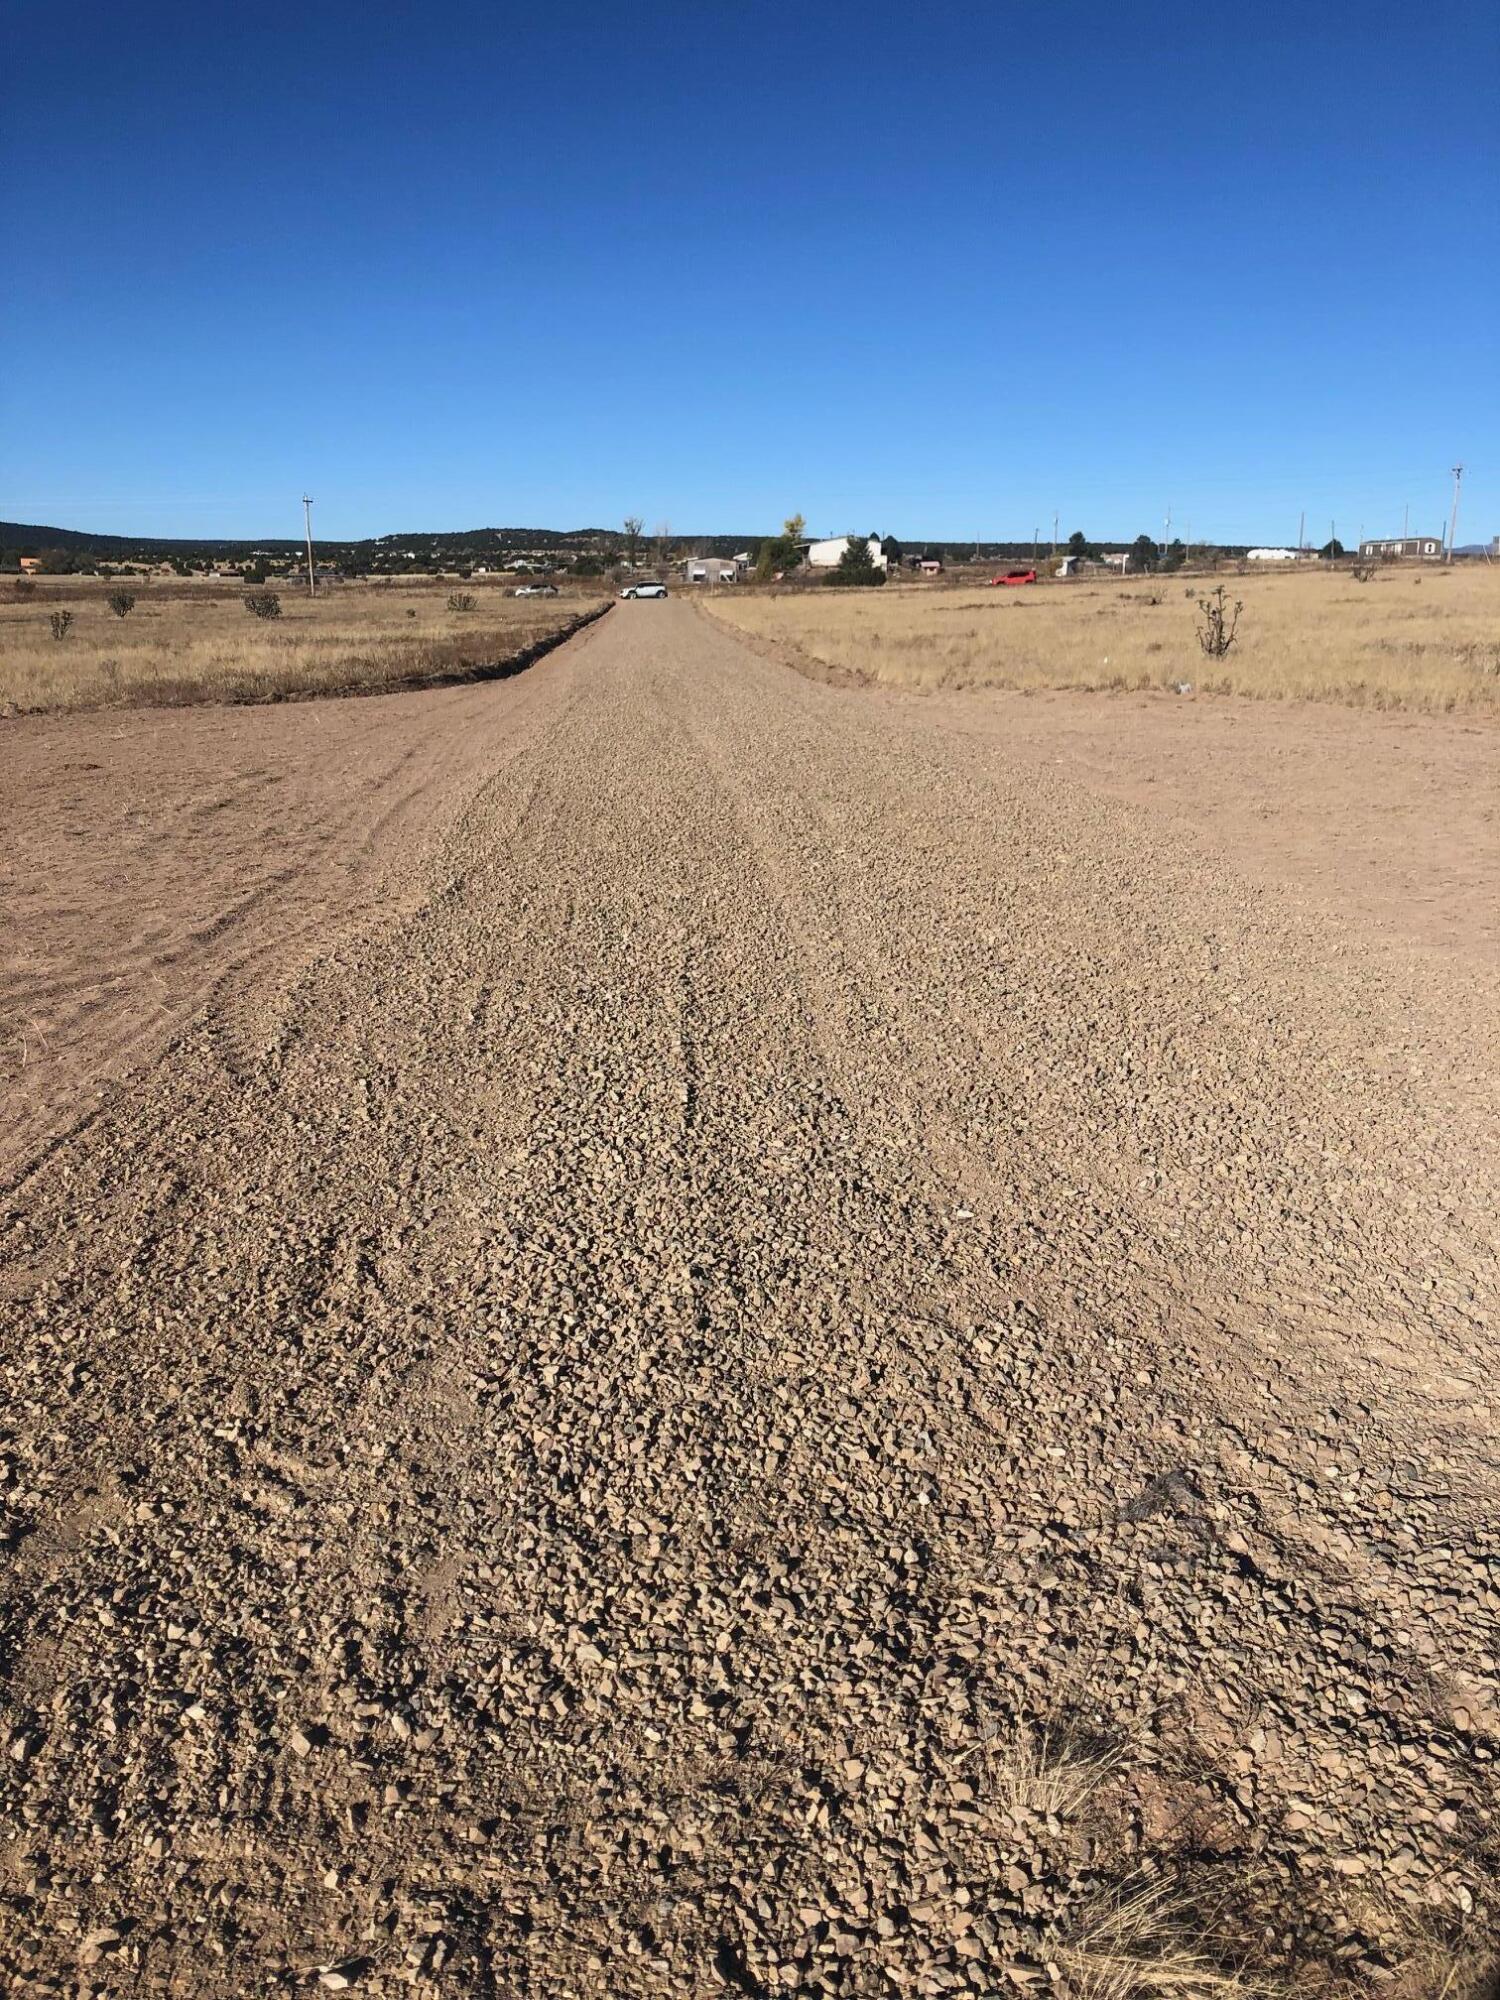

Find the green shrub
[[243, 592, 282, 620]]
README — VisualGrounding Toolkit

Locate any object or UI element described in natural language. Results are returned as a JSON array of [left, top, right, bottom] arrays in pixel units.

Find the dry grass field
[[0, 576, 596, 713], [702, 564, 1500, 711]]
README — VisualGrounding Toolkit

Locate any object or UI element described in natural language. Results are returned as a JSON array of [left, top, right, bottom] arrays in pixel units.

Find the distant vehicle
[[988, 568, 1037, 587], [620, 583, 668, 599], [513, 582, 558, 597]]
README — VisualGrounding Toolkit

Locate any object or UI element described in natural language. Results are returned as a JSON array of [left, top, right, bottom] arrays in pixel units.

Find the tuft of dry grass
[[0, 577, 598, 714], [986, 1723, 1123, 1822], [1051, 1881, 1272, 1999], [702, 565, 1500, 712]]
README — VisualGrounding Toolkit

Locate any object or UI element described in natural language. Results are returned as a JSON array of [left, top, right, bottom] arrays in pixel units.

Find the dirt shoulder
[[0, 611, 614, 1178], [698, 603, 1500, 970]]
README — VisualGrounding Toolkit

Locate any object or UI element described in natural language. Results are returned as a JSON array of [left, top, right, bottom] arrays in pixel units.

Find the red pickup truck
[[987, 568, 1037, 587]]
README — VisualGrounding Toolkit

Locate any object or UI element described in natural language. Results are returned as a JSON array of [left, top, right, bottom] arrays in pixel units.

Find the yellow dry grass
[[1052, 1881, 1270, 1999], [0, 577, 595, 714], [702, 564, 1500, 711], [983, 1724, 1123, 1823]]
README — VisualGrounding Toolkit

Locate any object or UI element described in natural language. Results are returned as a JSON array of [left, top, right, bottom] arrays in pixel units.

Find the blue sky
[[5, 0, 1496, 544]]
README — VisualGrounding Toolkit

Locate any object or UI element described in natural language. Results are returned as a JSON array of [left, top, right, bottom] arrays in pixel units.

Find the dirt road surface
[[2, 605, 1497, 1994]]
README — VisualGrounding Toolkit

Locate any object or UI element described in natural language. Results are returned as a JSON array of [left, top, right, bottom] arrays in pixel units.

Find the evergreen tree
[[832, 535, 885, 587]]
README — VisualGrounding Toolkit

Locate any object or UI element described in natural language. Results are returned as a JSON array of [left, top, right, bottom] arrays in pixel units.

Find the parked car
[[987, 569, 1037, 587], [514, 582, 558, 597], [620, 583, 668, 599]]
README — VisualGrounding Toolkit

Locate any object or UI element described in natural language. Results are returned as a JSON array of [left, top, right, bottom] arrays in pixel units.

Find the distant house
[[17, 555, 42, 573], [805, 536, 888, 571], [1245, 548, 1301, 563], [917, 558, 943, 576], [683, 556, 738, 584], [1358, 534, 1443, 561]]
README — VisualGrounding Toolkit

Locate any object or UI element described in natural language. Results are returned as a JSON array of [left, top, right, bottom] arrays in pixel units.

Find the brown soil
[[1, 605, 1496, 1995]]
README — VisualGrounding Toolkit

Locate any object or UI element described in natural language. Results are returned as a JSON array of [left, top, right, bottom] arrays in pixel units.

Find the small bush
[[1351, 561, 1377, 583], [49, 610, 73, 640], [1195, 585, 1242, 659], [13, 577, 36, 598], [107, 590, 137, 619], [243, 592, 282, 620], [447, 591, 477, 612]]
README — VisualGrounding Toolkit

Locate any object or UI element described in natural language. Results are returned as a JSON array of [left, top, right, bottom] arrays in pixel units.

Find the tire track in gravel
[[0, 603, 1496, 1994]]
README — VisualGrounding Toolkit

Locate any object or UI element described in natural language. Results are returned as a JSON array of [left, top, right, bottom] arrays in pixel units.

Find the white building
[[1245, 548, 1301, 562], [805, 536, 888, 571], [683, 557, 738, 584]]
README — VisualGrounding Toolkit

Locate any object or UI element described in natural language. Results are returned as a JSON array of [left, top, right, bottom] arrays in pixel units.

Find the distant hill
[[0, 521, 764, 572], [0, 522, 620, 559]]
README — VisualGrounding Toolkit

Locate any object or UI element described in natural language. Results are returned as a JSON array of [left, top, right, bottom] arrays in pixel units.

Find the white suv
[[620, 583, 668, 599]]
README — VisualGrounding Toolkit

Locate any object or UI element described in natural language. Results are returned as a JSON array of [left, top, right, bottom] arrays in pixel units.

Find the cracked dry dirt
[[1, 603, 1497, 1996]]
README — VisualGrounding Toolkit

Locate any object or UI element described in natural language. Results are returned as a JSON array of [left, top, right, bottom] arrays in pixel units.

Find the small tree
[[1195, 584, 1242, 658], [623, 517, 643, 567], [107, 590, 137, 618], [1128, 534, 1159, 574], [243, 591, 282, 620], [755, 513, 808, 581], [831, 535, 886, 587], [50, 610, 73, 640], [1160, 538, 1186, 573], [1320, 538, 1345, 561]]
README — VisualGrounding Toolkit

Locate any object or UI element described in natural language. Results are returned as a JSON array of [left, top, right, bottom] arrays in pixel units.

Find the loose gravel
[[1, 604, 1496, 1996]]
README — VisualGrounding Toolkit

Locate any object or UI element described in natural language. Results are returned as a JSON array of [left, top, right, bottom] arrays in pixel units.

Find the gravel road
[[2, 604, 1496, 1994]]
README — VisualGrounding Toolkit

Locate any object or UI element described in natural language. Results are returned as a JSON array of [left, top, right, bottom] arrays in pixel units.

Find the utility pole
[[302, 494, 316, 597], [1447, 464, 1464, 563], [1402, 501, 1409, 541], [1051, 512, 1058, 558], [1032, 525, 1039, 565], [1297, 509, 1305, 553], [1162, 506, 1171, 561]]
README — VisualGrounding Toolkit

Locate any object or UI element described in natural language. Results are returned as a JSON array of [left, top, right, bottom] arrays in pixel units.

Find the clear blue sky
[[5, 0, 1496, 545]]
